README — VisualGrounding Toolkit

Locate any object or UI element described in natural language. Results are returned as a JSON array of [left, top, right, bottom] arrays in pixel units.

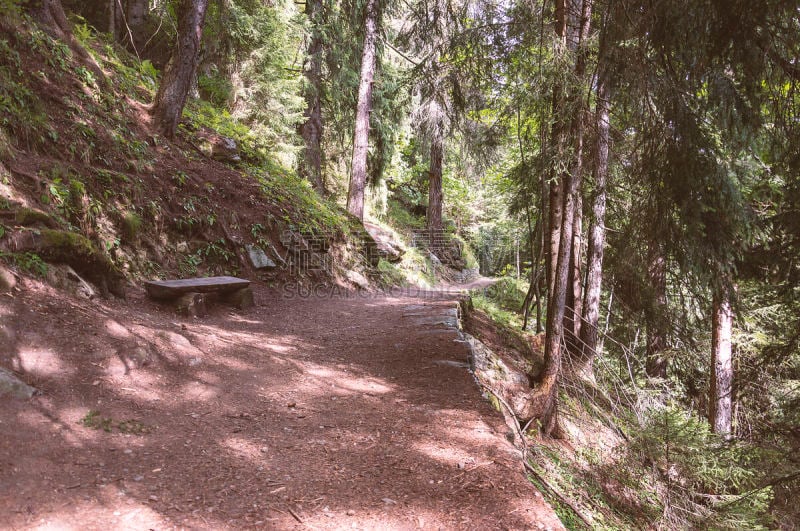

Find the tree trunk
[[346, 0, 379, 221], [525, 0, 592, 436], [124, 0, 148, 51], [533, 160, 580, 436], [561, 0, 591, 362], [30, 0, 108, 85], [299, 0, 325, 193], [575, 25, 612, 377], [710, 286, 734, 438], [547, 149, 563, 297], [126, 0, 147, 30], [108, 0, 117, 37], [645, 245, 668, 378], [545, 1, 566, 297], [564, 192, 583, 356], [427, 138, 444, 235], [571, 198, 583, 333], [152, 0, 209, 139], [522, 209, 542, 331]]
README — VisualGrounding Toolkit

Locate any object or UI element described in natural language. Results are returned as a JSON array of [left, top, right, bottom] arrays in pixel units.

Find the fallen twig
[[288, 506, 303, 524]]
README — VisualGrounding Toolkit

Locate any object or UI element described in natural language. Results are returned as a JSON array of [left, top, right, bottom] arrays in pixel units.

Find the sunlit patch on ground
[[14, 347, 74, 378]]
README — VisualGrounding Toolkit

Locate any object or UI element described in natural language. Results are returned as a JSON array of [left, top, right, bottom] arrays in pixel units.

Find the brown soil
[[0, 278, 564, 530]]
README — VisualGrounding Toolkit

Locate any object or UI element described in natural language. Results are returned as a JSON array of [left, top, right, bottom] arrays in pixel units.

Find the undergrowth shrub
[[626, 403, 773, 529]]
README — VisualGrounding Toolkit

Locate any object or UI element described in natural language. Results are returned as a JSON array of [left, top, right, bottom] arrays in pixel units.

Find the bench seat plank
[[145, 276, 250, 300]]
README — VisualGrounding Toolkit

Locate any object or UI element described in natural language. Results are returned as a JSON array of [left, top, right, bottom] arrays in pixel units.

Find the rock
[[364, 223, 406, 263], [429, 252, 442, 266], [145, 276, 249, 300], [0, 264, 16, 292], [222, 286, 254, 310], [453, 267, 479, 283], [464, 332, 532, 419], [175, 292, 207, 318], [0, 367, 37, 399], [45, 264, 96, 299], [345, 270, 370, 290], [246, 244, 276, 270], [65, 265, 96, 299], [211, 137, 241, 163], [2, 229, 125, 298]]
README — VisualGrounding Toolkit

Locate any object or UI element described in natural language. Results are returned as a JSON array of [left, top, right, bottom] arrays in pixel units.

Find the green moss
[[14, 207, 59, 228]]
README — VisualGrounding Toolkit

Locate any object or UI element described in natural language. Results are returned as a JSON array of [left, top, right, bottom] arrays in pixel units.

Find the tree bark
[[575, 21, 612, 377], [152, 0, 209, 139], [124, 0, 148, 51], [108, 0, 117, 38], [710, 286, 734, 438], [564, 191, 583, 356], [299, 0, 326, 194], [545, 0, 567, 297], [427, 138, 444, 235], [525, 0, 592, 437], [346, 0, 379, 221], [645, 245, 668, 378], [533, 158, 581, 436], [561, 0, 591, 361], [126, 0, 147, 30], [546, 176, 563, 297]]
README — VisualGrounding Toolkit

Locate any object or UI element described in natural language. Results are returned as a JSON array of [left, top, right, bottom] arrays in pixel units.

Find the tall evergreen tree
[[347, 0, 380, 221], [299, 0, 326, 193]]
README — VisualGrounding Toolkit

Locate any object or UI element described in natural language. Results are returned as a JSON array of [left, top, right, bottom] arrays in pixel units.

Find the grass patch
[[80, 410, 151, 434], [377, 258, 408, 288]]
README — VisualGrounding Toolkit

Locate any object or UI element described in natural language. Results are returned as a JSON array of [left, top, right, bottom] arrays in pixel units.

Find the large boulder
[[46, 264, 96, 299], [363, 223, 406, 263], [245, 244, 277, 270], [345, 270, 370, 290]]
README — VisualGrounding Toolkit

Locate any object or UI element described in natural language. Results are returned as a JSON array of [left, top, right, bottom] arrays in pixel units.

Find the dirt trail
[[0, 280, 564, 530]]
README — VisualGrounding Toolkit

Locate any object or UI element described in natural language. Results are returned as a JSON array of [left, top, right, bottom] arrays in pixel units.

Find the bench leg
[[223, 287, 254, 310], [175, 292, 207, 317]]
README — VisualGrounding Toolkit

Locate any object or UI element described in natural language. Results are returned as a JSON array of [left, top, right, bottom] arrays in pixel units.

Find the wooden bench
[[144, 276, 254, 317]]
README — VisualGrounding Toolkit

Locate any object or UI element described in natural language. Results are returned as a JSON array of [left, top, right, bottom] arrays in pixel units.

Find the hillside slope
[[0, 8, 364, 297]]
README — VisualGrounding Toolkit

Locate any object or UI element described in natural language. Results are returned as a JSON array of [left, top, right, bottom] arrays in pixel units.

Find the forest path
[[0, 280, 564, 530]]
